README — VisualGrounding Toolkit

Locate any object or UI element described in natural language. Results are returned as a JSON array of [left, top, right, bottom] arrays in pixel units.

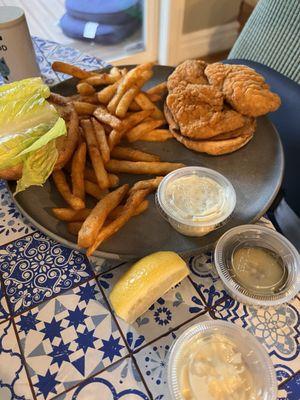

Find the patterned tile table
[[0, 38, 299, 400]]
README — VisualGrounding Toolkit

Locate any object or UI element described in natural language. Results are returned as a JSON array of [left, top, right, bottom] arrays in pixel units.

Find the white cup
[[0, 6, 40, 82]]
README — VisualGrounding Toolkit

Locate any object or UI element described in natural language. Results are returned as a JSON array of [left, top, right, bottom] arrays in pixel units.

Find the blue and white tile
[[57, 357, 149, 400], [98, 265, 207, 352], [134, 313, 212, 400], [89, 256, 126, 276], [0, 182, 34, 246], [15, 279, 127, 400], [0, 231, 93, 315], [0, 319, 33, 400], [188, 251, 228, 308], [33, 37, 107, 82], [212, 297, 300, 381], [278, 373, 300, 400], [0, 285, 9, 322], [32, 37, 60, 86]]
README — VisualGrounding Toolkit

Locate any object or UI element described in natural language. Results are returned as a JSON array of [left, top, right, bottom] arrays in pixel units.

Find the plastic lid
[[157, 166, 236, 227], [0, 6, 24, 26], [168, 320, 277, 400], [214, 224, 300, 306]]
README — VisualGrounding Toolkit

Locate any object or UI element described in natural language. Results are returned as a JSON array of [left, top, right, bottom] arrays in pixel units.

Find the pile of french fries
[[50, 61, 185, 256]]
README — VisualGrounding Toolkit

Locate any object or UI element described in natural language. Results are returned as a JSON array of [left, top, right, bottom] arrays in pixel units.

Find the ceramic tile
[[33, 37, 107, 83], [32, 37, 60, 86], [134, 313, 212, 400], [0, 182, 34, 246], [278, 373, 300, 400], [0, 319, 33, 400], [0, 232, 93, 314], [88, 256, 126, 276], [188, 251, 228, 307], [15, 279, 128, 400], [212, 296, 300, 382], [56, 357, 149, 400], [98, 265, 207, 351], [0, 285, 9, 322]]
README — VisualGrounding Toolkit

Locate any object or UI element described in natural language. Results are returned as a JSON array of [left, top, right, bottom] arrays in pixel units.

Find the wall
[[182, 0, 242, 34]]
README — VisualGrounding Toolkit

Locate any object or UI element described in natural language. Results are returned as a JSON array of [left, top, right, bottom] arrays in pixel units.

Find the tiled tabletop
[[0, 38, 299, 400]]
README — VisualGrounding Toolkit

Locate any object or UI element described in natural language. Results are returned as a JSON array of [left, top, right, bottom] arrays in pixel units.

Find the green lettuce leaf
[[0, 77, 67, 192], [16, 139, 58, 194]]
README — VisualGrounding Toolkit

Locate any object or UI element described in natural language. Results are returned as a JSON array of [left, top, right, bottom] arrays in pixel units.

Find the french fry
[[97, 81, 120, 104], [106, 160, 185, 175], [126, 119, 164, 142], [128, 177, 163, 195], [108, 199, 149, 220], [55, 103, 79, 170], [138, 129, 173, 142], [110, 66, 123, 80], [118, 63, 154, 93], [76, 82, 96, 96], [92, 118, 110, 164], [93, 106, 122, 129], [49, 92, 69, 106], [78, 184, 129, 248], [111, 146, 160, 162], [52, 208, 91, 222], [128, 100, 141, 111], [52, 61, 96, 79], [52, 170, 85, 210], [134, 92, 165, 120], [108, 174, 120, 188], [68, 222, 83, 235], [146, 82, 167, 96], [84, 168, 119, 188], [83, 73, 120, 86], [71, 142, 86, 200], [73, 101, 97, 115], [81, 119, 110, 189], [86, 189, 149, 256], [107, 64, 154, 114], [147, 93, 162, 102], [108, 109, 153, 150], [115, 86, 139, 118], [84, 180, 108, 200]]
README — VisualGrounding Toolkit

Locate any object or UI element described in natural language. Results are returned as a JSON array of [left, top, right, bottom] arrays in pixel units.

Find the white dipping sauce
[[165, 175, 225, 222]]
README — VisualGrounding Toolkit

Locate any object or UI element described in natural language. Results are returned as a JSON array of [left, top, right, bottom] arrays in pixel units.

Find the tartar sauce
[[178, 333, 258, 400], [165, 175, 225, 222], [157, 167, 236, 237]]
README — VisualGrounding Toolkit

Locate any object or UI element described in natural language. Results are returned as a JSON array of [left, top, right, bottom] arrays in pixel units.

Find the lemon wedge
[[110, 251, 189, 324]]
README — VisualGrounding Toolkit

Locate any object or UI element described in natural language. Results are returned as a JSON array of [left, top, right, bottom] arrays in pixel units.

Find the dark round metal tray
[[9, 65, 284, 260]]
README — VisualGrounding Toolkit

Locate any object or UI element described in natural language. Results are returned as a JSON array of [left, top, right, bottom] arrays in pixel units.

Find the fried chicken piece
[[166, 83, 245, 139], [205, 63, 281, 117], [167, 59, 207, 93]]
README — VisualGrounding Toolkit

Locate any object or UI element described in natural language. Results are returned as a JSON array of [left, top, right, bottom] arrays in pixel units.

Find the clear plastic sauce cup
[[156, 166, 236, 237], [214, 224, 300, 307], [168, 320, 277, 400]]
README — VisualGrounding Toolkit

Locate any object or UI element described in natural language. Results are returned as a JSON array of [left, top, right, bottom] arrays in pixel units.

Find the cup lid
[[168, 320, 277, 400], [157, 166, 236, 227], [214, 224, 300, 306]]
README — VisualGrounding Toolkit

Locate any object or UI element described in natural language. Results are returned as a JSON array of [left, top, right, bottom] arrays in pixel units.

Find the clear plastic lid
[[214, 225, 300, 306], [168, 320, 277, 400], [157, 166, 236, 227]]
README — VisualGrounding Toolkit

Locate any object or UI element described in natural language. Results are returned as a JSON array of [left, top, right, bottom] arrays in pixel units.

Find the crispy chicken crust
[[204, 63, 281, 117]]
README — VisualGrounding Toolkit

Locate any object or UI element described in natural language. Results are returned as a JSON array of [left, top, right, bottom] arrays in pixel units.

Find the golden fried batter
[[166, 83, 245, 139], [167, 59, 207, 93], [205, 63, 281, 117]]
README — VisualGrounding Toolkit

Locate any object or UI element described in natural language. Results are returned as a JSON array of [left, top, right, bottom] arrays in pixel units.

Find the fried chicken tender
[[167, 59, 207, 93], [204, 63, 281, 117], [166, 83, 245, 139]]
